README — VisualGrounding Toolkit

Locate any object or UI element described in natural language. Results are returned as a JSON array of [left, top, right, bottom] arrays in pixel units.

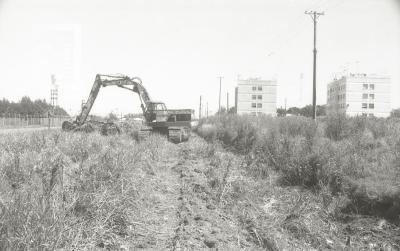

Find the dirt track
[[120, 136, 262, 250], [119, 135, 400, 250]]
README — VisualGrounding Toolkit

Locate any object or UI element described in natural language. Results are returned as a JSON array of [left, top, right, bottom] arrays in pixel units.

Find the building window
[[251, 103, 256, 108], [369, 113, 374, 117], [257, 103, 262, 108], [369, 94, 374, 99], [362, 93, 368, 99], [369, 103, 374, 109], [251, 112, 257, 116], [257, 95, 262, 100], [252, 86, 257, 91], [252, 95, 256, 100], [362, 103, 367, 109], [362, 113, 367, 116], [363, 84, 368, 90], [369, 84, 375, 90], [258, 86, 262, 91]]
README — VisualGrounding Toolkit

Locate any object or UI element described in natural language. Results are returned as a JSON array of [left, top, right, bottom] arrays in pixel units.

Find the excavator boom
[[62, 73, 193, 143], [77, 74, 149, 125]]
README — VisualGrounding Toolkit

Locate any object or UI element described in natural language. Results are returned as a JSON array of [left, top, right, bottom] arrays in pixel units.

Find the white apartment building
[[327, 73, 391, 117], [235, 78, 277, 116]]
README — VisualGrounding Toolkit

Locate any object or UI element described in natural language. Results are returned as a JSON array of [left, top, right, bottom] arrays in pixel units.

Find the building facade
[[327, 73, 391, 117], [235, 78, 277, 116]]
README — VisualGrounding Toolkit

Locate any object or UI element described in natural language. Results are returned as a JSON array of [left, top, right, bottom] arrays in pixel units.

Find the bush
[[196, 114, 400, 223]]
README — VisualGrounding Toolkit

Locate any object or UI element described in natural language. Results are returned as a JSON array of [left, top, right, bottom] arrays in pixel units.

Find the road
[[0, 126, 60, 134]]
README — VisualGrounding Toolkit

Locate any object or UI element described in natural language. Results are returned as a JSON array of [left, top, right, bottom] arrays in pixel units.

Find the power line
[[264, 0, 336, 58]]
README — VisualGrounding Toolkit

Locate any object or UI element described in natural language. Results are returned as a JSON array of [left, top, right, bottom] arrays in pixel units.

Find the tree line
[[277, 104, 326, 117], [0, 97, 69, 116]]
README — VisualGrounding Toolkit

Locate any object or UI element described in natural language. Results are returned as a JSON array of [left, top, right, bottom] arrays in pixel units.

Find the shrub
[[196, 114, 400, 223]]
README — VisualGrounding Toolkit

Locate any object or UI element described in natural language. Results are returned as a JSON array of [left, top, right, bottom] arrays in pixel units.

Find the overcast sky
[[0, 0, 399, 116]]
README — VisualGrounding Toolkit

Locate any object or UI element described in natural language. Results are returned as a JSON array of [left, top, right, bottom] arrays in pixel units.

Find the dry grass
[[194, 122, 400, 249], [0, 130, 169, 250], [196, 114, 400, 225]]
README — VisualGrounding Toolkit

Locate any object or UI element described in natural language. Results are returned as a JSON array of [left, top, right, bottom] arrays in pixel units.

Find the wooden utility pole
[[284, 97, 287, 116], [218, 76, 223, 114], [199, 95, 202, 119], [305, 11, 324, 120]]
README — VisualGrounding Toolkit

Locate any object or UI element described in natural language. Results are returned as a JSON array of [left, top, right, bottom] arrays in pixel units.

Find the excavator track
[[138, 128, 152, 141], [168, 127, 190, 143], [100, 122, 121, 136]]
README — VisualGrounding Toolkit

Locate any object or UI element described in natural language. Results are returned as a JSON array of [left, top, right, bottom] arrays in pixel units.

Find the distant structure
[[327, 73, 391, 117], [50, 74, 58, 107], [235, 77, 277, 116]]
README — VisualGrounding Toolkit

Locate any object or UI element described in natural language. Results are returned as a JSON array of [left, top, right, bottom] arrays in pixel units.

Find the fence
[[0, 114, 70, 128]]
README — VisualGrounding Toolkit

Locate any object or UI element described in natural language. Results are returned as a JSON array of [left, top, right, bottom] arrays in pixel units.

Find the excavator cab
[[145, 101, 169, 122]]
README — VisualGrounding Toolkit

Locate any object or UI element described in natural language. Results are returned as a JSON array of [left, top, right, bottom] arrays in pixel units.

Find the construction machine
[[62, 74, 193, 143]]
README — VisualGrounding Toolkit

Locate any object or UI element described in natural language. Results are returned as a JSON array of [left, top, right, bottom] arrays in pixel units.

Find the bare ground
[[117, 136, 261, 250], [115, 135, 399, 250]]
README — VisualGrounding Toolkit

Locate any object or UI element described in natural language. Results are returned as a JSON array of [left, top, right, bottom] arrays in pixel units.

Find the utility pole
[[206, 102, 209, 118], [199, 95, 202, 119], [284, 97, 287, 116], [50, 74, 58, 109], [218, 76, 223, 114], [305, 10, 324, 120]]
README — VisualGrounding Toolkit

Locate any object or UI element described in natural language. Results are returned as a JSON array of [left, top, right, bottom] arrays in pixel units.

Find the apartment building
[[235, 78, 277, 116], [327, 73, 391, 117]]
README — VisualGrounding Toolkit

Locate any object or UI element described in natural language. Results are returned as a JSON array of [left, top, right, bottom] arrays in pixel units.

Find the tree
[[106, 112, 119, 122], [0, 97, 69, 116], [390, 108, 400, 118], [216, 106, 227, 115], [287, 107, 301, 116], [277, 107, 286, 117], [286, 104, 326, 117]]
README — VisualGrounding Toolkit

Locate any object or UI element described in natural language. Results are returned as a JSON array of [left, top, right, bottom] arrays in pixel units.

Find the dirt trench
[[123, 136, 261, 250]]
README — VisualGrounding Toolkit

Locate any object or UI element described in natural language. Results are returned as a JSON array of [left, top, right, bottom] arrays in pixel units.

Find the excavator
[[62, 74, 193, 143]]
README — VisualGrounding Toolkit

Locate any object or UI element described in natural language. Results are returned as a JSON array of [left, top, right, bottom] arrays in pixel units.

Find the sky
[[0, 0, 399, 116]]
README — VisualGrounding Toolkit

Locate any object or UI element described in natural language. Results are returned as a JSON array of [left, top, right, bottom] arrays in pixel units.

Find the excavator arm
[[76, 74, 151, 125], [63, 73, 192, 143]]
